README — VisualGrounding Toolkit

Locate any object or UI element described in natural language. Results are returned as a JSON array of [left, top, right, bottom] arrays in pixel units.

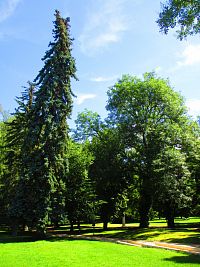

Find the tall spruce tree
[[12, 10, 77, 236]]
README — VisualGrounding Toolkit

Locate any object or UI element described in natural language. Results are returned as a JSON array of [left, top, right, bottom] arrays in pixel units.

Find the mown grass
[[82, 228, 200, 244], [93, 217, 200, 229], [50, 217, 200, 245], [0, 218, 199, 266], [0, 238, 199, 267]]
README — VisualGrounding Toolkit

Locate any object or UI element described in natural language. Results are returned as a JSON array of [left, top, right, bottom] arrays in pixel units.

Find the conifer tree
[[12, 10, 77, 236], [5, 82, 35, 229]]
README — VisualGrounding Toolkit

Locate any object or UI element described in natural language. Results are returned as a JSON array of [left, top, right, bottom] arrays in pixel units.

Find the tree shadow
[[93, 227, 162, 240], [81, 226, 200, 245], [0, 233, 38, 243], [164, 254, 200, 264], [1, 219, 199, 244], [0, 229, 49, 243], [164, 232, 200, 245], [46, 236, 103, 243], [48, 225, 105, 236], [0, 232, 98, 244]]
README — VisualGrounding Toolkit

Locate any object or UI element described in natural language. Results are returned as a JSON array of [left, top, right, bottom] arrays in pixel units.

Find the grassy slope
[[0, 239, 199, 267]]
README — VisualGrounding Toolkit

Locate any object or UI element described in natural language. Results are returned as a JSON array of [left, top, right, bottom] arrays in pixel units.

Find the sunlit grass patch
[[0, 239, 199, 267], [80, 217, 200, 244]]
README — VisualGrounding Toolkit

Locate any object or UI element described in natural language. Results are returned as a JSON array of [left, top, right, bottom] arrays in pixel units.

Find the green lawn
[[0, 239, 199, 267], [0, 218, 199, 267], [83, 228, 200, 244], [51, 217, 200, 245], [93, 217, 200, 229]]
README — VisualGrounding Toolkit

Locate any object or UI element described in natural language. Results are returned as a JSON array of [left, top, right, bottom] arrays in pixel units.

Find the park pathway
[[57, 234, 200, 255], [117, 239, 200, 255]]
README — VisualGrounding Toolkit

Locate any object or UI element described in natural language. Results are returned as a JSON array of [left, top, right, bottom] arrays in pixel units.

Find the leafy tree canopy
[[106, 72, 190, 228], [157, 0, 200, 40], [72, 109, 103, 142]]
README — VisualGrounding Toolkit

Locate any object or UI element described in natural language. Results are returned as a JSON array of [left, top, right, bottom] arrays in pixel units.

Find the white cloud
[[90, 75, 118, 82], [79, 0, 130, 55], [0, 0, 21, 23], [76, 94, 97, 105], [167, 43, 200, 73], [186, 98, 200, 118], [177, 44, 200, 67]]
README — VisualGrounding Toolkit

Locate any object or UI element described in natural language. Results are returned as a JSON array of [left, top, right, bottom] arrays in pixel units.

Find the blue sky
[[0, 0, 200, 126]]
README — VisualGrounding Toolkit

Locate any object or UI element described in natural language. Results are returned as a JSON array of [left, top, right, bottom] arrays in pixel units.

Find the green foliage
[[106, 73, 192, 228], [2, 83, 35, 227], [90, 127, 130, 229], [157, 0, 200, 40], [65, 140, 94, 230], [0, 121, 8, 218], [72, 109, 103, 142], [10, 10, 77, 235], [183, 121, 200, 216], [1, 6, 199, 233], [153, 147, 192, 227], [0, 121, 7, 180]]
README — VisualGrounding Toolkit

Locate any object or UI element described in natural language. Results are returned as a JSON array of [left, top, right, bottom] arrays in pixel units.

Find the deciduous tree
[[90, 128, 130, 230], [157, 0, 200, 40], [65, 140, 94, 232], [106, 73, 189, 228], [72, 109, 103, 142]]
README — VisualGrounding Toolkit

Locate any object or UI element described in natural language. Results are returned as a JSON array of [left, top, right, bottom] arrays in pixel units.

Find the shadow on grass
[[0, 234, 36, 243], [164, 231, 200, 245], [49, 226, 108, 236], [67, 225, 199, 246], [175, 223, 200, 228], [100, 228, 200, 245], [0, 219, 199, 244], [164, 254, 200, 264]]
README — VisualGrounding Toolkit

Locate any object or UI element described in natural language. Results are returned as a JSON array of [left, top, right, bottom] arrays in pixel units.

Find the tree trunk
[[54, 221, 59, 228], [167, 216, 175, 228], [139, 174, 153, 228], [52, 217, 59, 229], [11, 225, 18, 236], [166, 208, 175, 228], [70, 221, 74, 233], [101, 206, 109, 230], [103, 221, 108, 230], [77, 220, 81, 232], [122, 212, 126, 227], [139, 192, 152, 228], [36, 228, 47, 239], [11, 218, 18, 236]]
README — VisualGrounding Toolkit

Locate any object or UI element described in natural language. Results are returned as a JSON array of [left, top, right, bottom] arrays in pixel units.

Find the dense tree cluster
[[0, 9, 199, 237]]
